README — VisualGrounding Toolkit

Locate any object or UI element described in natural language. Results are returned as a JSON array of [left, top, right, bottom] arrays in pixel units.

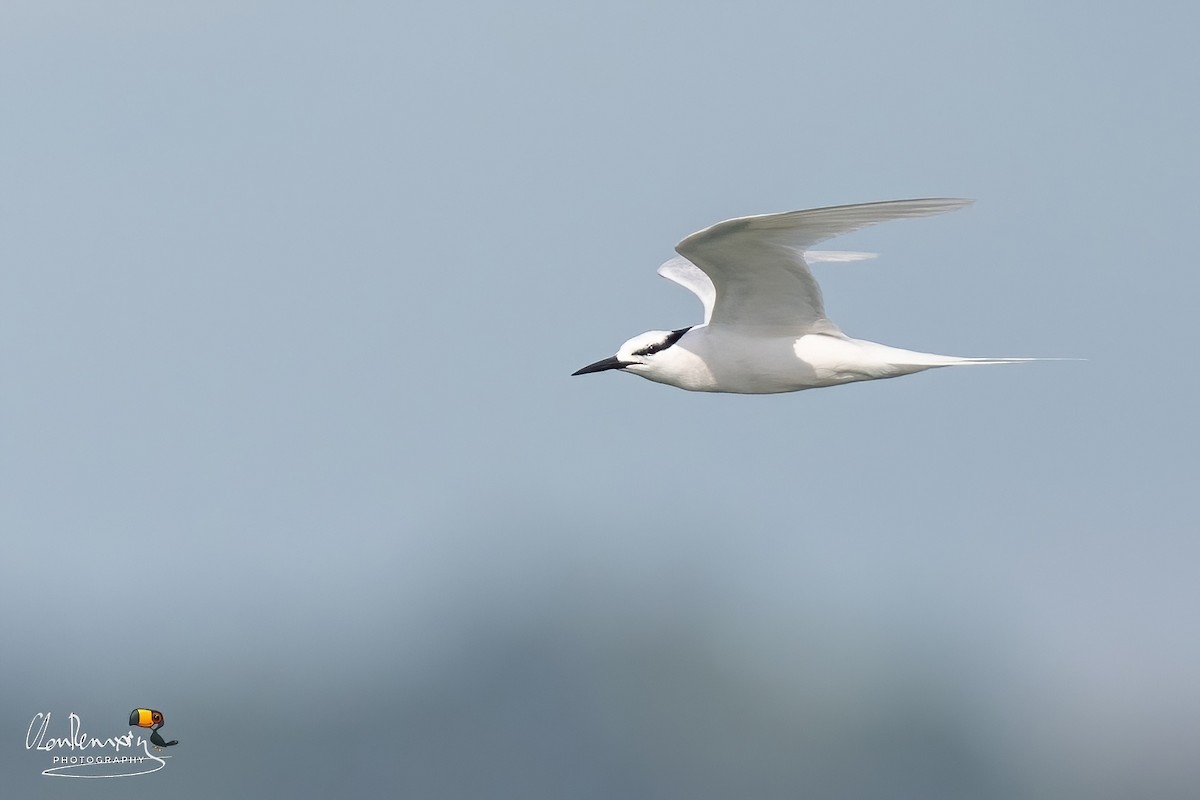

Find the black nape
[[632, 326, 692, 357]]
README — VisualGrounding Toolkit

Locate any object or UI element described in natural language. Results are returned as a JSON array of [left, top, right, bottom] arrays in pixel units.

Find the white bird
[[573, 198, 1047, 394]]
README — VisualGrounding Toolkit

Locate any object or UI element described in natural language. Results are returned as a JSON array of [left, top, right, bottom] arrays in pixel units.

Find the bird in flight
[[573, 198, 1047, 394]]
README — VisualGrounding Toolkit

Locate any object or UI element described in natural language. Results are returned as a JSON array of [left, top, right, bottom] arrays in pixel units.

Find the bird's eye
[[632, 327, 691, 357]]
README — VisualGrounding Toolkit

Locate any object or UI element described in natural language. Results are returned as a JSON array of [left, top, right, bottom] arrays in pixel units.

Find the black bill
[[571, 356, 629, 376]]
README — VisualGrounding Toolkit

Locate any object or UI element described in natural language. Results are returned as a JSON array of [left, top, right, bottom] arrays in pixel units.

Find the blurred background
[[2, 1, 1197, 797]]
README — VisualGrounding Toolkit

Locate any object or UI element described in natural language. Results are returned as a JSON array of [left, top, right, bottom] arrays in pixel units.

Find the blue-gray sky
[[3, 1, 1197, 797]]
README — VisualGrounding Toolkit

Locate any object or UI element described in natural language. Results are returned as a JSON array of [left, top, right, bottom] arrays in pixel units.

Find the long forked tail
[[911, 355, 1085, 373], [859, 341, 1079, 370], [894, 353, 1080, 379], [935, 356, 1057, 366]]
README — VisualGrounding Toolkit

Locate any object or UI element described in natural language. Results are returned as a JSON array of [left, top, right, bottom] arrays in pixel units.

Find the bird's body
[[573, 198, 1045, 394], [632, 330, 1016, 394]]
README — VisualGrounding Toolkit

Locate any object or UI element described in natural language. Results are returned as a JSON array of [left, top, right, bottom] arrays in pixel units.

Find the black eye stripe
[[632, 326, 692, 357]]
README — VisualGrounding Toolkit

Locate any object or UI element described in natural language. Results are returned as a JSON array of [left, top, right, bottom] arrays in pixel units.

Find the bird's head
[[572, 327, 692, 380]]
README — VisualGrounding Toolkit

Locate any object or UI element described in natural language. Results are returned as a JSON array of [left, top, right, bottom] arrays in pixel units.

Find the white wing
[[672, 198, 973, 332], [657, 255, 717, 324], [657, 251, 877, 325]]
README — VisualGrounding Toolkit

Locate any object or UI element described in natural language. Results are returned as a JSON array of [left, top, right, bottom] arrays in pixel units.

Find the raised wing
[[658, 251, 877, 325], [658, 255, 716, 324], [673, 198, 972, 331]]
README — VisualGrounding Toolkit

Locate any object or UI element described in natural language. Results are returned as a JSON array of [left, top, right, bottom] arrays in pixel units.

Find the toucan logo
[[129, 708, 179, 749]]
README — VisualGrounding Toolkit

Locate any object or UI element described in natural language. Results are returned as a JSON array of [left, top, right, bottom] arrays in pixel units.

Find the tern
[[572, 198, 1045, 394]]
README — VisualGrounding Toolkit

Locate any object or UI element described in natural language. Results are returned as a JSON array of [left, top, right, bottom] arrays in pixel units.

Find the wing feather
[[673, 198, 972, 331], [657, 255, 716, 324]]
